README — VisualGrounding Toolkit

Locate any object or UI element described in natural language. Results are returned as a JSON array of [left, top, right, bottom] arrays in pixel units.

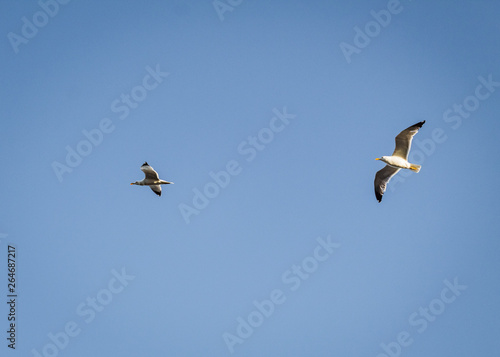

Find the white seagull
[[374, 121, 425, 202], [131, 162, 173, 196]]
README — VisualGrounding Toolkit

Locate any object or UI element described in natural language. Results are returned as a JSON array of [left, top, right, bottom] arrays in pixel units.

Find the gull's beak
[[130, 183, 134, 185], [375, 158, 380, 160]]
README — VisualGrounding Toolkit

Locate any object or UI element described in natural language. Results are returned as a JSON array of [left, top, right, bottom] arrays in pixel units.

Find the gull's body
[[131, 162, 173, 196], [374, 121, 425, 202]]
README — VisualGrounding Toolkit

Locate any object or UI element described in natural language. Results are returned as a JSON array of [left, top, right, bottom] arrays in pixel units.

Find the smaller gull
[[131, 162, 173, 196], [374, 121, 425, 202]]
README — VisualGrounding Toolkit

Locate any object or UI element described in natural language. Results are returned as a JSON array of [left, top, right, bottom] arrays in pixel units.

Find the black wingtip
[[375, 190, 383, 202], [416, 120, 425, 128], [142, 162, 149, 166]]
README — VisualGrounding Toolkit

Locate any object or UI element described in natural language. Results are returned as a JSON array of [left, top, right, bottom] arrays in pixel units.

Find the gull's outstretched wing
[[392, 121, 425, 159], [374, 165, 400, 202], [150, 185, 161, 196], [141, 162, 160, 181]]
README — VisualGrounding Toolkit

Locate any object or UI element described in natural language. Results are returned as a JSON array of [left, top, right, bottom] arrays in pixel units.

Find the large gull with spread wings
[[131, 162, 173, 196], [374, 121, 425, 202]]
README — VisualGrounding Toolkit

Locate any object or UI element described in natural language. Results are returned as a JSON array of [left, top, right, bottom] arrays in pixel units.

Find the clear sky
[[1, 1, 500, 356]]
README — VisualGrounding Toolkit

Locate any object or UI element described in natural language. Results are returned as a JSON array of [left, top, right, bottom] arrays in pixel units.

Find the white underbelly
[[385, 156, 410, 169]]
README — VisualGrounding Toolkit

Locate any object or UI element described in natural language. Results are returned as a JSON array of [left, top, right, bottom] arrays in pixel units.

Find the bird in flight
[[131, 162, 173, 196], [374, 121, 425, 202]]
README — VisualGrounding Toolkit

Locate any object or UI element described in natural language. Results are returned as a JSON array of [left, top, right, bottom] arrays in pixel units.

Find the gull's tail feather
[[409, 164, 421, 173]]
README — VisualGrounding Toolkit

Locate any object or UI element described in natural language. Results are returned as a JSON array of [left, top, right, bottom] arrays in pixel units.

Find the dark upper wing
[[141, 162, 159, 180], [392, 121, 425, 159], [374, 165, 400, 202]]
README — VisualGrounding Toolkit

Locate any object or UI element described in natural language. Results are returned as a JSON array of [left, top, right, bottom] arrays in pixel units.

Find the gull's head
[[375, 156, 388, 163]]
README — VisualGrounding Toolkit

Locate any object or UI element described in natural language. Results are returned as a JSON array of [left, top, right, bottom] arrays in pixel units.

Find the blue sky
[[1, 0, 500, 356]]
